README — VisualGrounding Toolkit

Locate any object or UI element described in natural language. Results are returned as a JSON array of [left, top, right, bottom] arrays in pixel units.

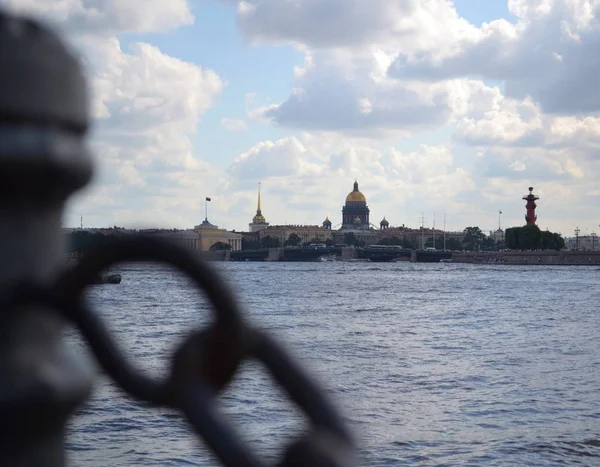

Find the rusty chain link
[[6, 235, 355, 466]]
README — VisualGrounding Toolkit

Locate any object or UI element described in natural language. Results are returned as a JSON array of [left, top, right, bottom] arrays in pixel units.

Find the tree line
[[242, 233, 333, 250], [67, 230, 118, 254], [67, 224, 565, 254], [245, 227, 497, 251], [504, 225, 564, 250], [375, 226, 496, 251]]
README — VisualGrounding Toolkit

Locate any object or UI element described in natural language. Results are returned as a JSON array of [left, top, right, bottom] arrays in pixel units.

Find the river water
[[66, 262, 600, 466]]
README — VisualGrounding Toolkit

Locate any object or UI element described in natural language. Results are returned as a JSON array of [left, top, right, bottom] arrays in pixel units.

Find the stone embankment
[[452, 250, 600, 265]]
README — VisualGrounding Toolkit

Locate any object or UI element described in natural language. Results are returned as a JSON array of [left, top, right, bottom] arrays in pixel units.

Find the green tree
[[481, 237, 496, 250], [379, 236, 417, 249], [68, 231, 116, 254], [241, 236, 261, 250], [378, 236, 403, 246], [445, 237, 463, 251], [343, 232, 365, 247], [209, 241, 231, 251], [402, 237, 417, 249], [505, 225, 564, 250], [505, 227, 519, 249], [462, 226, 485, 251], [518, 225, 542, 250], [554, 233, 566, 250], [261, 235, 281, 248], [539, 230, 565, 250], [285, 233, 302, 246]]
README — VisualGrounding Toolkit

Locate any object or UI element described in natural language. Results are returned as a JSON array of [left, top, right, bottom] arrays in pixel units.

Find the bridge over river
[[229, 246, 452, 263]]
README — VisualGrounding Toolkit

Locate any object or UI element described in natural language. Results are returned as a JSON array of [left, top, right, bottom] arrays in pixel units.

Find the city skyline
[[7, 0, 600, 235], [69, 181, 580, 238]]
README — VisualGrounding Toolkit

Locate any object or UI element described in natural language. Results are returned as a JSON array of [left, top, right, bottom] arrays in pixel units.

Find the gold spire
[[252, 182, 266, 223], [257, 182, 262, 214]]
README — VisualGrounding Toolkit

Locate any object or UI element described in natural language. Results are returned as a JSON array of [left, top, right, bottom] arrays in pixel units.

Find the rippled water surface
[[67, 262, 600, 465]]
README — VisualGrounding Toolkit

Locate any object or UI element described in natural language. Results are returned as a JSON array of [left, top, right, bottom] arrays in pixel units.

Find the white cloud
[[89, 39, 222, 129], [253, 74, 454, 136], [221, 118, 248, 131], [222, 133, 478, 229], [4, 0, 193, 35], [75, 36, 223, 227], [455, 95, 545, 146], [5, 0, 600, 234], [390, 0, 600, 115], [228, 0, 491, 136], [231, 0, 479, 55], [227, 136, 322, 181], [509, 160, 527, 172], [2, 0, 224, 228]]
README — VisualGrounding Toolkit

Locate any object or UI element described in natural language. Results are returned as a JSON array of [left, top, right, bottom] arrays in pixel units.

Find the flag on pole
[[206, 197, 212, 201]]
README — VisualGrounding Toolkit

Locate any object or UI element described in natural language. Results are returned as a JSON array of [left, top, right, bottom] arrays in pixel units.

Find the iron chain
[[6, 235, 355, 467]]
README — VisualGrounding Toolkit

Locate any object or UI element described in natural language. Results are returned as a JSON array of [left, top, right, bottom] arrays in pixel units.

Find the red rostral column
[[523, 186, 539, 225]]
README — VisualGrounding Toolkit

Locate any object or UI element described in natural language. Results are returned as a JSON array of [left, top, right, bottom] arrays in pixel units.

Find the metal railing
[[0, 10, 355, 466]]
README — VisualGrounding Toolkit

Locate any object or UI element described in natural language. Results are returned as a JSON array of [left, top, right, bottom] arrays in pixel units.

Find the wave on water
[[69, 262, 600, 466]]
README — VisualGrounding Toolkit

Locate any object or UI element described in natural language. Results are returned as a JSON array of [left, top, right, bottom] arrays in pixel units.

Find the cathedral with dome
[[342, 180, 371, 228], [244, 178, 397, 247], [330, 180, 377, 245], [237, 177, 464, 250]]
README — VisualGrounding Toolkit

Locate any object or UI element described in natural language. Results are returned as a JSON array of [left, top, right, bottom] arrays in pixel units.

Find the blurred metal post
[[0, 11, 94, 466]]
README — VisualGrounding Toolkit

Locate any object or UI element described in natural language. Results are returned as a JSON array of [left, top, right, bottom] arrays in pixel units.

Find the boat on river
[[319, 255, 336, 262], [92, 273, 122, 285]]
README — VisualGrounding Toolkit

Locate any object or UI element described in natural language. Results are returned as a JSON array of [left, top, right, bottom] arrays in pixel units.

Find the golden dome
[[345, 180, 367, 203]]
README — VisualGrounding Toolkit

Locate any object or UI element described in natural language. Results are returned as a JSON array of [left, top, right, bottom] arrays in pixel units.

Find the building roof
[[196, 218, 217, 229], [345, 180, 367, 203]]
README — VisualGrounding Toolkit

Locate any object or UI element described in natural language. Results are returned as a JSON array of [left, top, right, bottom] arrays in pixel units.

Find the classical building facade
[[159, 229, 202, 251], [194, 219, 242, 250], [154, 222, 242, 252], [249, 183, 269, 233], [259, 225, 332, 245], [565, 235, 598, 251]]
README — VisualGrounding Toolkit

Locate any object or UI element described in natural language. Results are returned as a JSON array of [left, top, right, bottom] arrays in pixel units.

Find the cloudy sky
[[5, 0, 600, 236]]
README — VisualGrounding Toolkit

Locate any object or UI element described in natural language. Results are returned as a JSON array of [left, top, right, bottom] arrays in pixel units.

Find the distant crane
[[443, 213, 446, 251]]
